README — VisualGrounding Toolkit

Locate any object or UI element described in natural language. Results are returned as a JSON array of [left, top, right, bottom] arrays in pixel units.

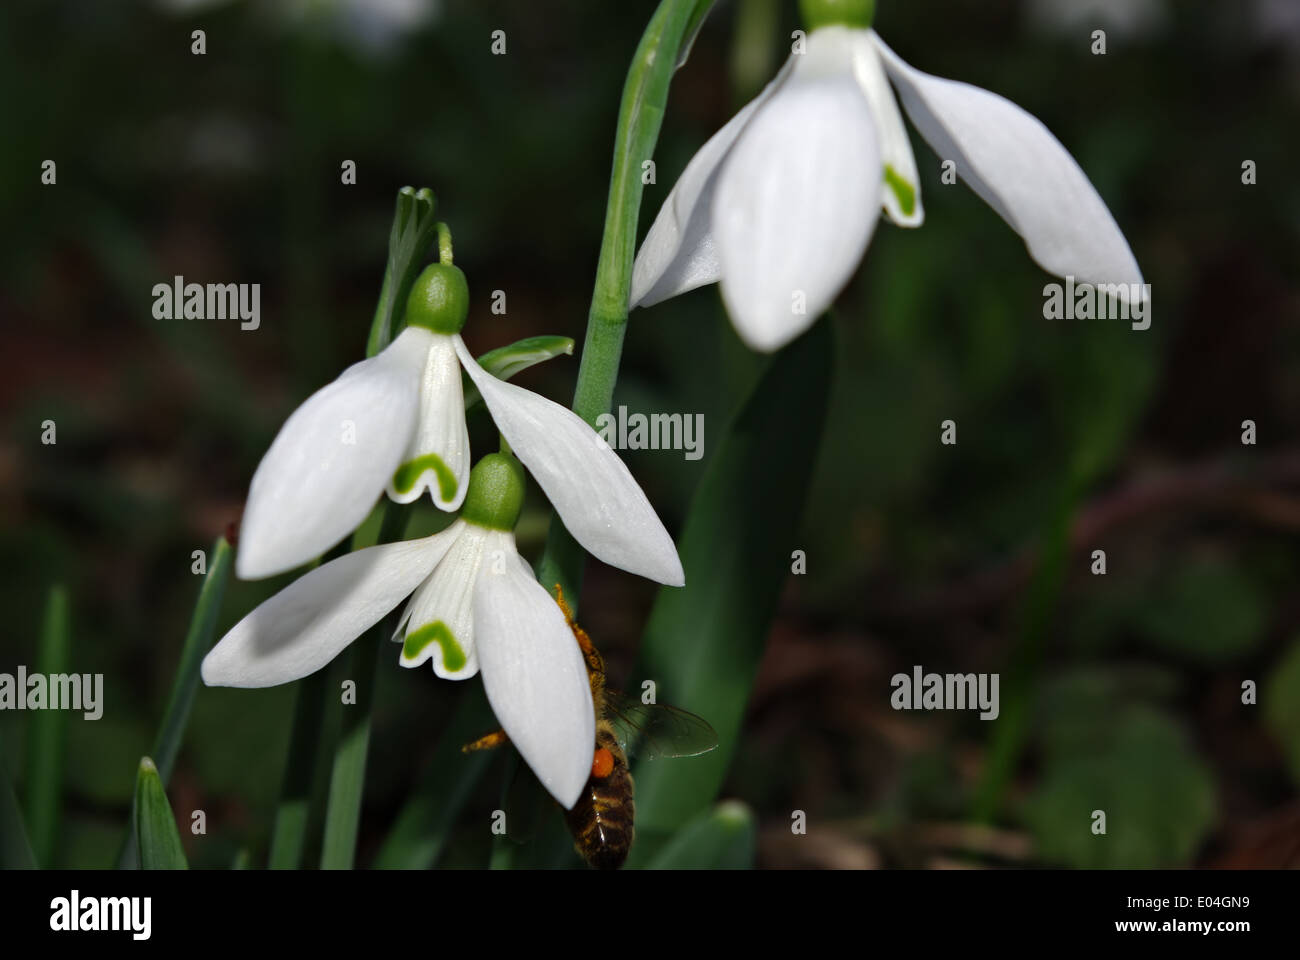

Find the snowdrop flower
[[203, 454, 596, 808], [238, 261, 683, 588], [631, 0, 1144, 352]]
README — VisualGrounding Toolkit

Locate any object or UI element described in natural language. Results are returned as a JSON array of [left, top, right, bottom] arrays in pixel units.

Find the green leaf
[[133, 757, 188, 870], [267, 667, 334, 869], [116, 537, 232, 868], [645, 801, 756, 869], [371, 685, 496, 869], [318, 505, 409, 869], [625, 318, 833, 865], [462, 335, 575, 412], [0, 737, 37, 869], [1024, 702, 1215, 868], [1133, 556, 1266, 664], [1264, 637, 1300, 788], [367, 186, 438, 358], [24, 584, 70, 867]]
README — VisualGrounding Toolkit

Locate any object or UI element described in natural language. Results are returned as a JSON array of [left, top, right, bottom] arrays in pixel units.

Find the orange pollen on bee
[[591, 747, 615, 779]]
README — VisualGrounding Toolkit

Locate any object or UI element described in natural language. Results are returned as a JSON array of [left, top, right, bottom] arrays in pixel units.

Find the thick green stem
[[536, 0, 716, 607]]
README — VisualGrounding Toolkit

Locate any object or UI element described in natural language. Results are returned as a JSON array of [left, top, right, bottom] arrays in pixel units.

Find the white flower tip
[[233, 537, 293, 581]]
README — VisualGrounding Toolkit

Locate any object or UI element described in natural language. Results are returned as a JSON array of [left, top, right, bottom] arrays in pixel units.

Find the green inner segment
[[392, 453, 459, 502], [884, 165, 916, 218], [403, 621, 467, 673]]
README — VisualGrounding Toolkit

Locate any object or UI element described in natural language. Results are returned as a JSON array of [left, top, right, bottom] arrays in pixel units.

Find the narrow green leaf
[[133, 757, 187, 870], [153, 538, 233, 783], [371, 685, 496, 869], [367, 187, 438, 358], [115, 536, 232, 868], [0, 736, 37, 869], [267, 667, 333, 869], [318, 505, 408, 869], [24, 584, 70, 867], [462, 336, 575, 412], [625, 319, 833, 864], [645, 801, 756, 869]]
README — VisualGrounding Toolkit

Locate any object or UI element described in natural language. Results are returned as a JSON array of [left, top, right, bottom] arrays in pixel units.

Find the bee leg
[[462, 729, 510, 753]]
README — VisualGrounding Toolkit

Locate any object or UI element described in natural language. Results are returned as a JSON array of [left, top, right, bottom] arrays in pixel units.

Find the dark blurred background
[[1, 0, 1298, 868]]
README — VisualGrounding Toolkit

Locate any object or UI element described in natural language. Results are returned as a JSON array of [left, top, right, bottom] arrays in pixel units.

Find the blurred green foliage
[[1, 0, 1297, 868]]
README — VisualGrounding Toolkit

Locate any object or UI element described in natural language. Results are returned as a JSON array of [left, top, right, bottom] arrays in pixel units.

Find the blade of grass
[[134, 757, 188, 870], [115, 537, 232, 868], [24, 584, 70, 867], [318, 505, 409, 869], [0, 736, 37, 869], [267, 666, 334, 868], [625, 318, 834, 866]]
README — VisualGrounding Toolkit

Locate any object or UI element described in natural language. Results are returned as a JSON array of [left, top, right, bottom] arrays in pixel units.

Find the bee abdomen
[[565, 741, 635, 870]]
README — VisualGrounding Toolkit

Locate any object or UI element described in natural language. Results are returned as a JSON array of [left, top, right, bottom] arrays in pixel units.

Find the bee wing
[[606, 692, 719, 761]]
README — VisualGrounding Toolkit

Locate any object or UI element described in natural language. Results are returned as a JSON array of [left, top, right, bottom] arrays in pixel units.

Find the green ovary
[[884, 165, 916, 218], [403, 621, 467, 673], [392, 453, 459, 502]]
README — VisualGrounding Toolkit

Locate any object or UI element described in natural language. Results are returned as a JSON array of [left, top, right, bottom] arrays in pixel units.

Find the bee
[[463, 586, 717, 869]]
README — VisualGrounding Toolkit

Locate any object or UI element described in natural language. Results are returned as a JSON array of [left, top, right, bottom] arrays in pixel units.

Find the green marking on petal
[[403, 621, 467, 673], [392, 453, 459, 502], [884, 165, 916, 218]]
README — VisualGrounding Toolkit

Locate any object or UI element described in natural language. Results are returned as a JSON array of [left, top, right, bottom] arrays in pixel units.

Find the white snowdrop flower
[[631, 0, 1144, 352], [202, 454, 597, 808], [236, 263, 683, 589]]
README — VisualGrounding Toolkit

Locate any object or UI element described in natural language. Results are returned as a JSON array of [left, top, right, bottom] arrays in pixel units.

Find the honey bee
[[463, 586, 717, 870]]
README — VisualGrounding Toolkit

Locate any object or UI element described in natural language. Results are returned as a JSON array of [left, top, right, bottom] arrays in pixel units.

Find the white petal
[[851, 30, 923, 227], [201, 530, 457, 688], [630, 55, 797, 310], [713, 28, 883, 352], [474, 541, 594, 809], [396, 520, 487, 679], [386, 334, 471, 511], [872, 31, 1144, 298], [237, 327, 432, 580], [455, 338, 684, 587]]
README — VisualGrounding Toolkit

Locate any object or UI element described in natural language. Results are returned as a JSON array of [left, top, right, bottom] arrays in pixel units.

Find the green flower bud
[[461, 453, 526, 531], [406, 262, 469, 335], [799, 0, 875, 31]]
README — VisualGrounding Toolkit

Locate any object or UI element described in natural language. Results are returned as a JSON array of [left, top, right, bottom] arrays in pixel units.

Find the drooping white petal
[[201, 529, 457, 688], [395, 520, 487, 679], [386, 333, 471, 512], [237, 326, 432, 580], [473, 541, 594, 810], [851, 30, 923, 227], [872, 31, 1144, 299], [630, 56, 797, 310], [713, 27, 883, 352], [455, 338, 684, 587]]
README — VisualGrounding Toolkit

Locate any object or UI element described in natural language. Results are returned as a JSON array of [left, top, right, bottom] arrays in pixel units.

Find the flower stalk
[[537, 0, 717, 606]]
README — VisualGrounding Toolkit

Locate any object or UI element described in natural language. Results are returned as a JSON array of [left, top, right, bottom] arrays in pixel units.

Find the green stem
[[536, 0, 716, 608], [437, 221, 454, 265]]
